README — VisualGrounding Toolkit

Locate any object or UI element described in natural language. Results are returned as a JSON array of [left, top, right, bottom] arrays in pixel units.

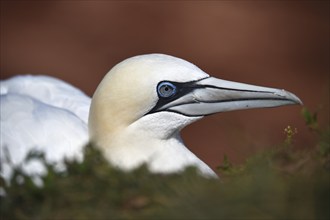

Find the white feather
[[0, 75, 90, 180]]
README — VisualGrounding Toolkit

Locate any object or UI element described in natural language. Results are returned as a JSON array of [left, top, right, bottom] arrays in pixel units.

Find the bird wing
[[0, 75, 91, 180], [0, 75, 91, 123]]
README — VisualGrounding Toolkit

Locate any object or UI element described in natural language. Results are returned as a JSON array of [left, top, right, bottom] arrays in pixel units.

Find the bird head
[[88, 54, 301, 158]]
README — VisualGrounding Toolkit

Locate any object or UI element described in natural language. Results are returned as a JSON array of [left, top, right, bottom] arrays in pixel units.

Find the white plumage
[[0, 54, 302, 180], [1, 76, 90, 180]]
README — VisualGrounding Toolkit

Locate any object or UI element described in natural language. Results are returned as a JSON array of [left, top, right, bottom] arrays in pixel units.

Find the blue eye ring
[[157, 82, 177, 98]]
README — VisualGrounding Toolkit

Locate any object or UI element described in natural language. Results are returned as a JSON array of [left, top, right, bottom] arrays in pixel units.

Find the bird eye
[[157, 82, 177, 98]]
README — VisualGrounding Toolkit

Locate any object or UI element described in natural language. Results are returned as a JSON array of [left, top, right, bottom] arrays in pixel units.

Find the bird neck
[[88, 97, 215, 176], [99, 128, 214, 176]]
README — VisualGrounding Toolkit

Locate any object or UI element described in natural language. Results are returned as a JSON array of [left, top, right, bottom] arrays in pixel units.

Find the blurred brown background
[[1, 1, 329, 169]]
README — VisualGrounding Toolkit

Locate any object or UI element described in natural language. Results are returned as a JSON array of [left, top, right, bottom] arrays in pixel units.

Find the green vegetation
[[1, 108, 329, 220]]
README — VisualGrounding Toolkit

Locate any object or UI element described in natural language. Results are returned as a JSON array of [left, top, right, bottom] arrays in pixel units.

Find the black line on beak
[[146, 77, 279, 116]]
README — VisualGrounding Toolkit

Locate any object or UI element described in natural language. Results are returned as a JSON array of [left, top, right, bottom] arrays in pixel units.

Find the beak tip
[[295, 99, 303, 106], [285, 90, 303, 105]]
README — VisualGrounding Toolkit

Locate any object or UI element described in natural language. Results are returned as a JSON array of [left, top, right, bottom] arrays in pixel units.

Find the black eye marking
[[157, 82, 177, 98], [147, 79, 206, 115]]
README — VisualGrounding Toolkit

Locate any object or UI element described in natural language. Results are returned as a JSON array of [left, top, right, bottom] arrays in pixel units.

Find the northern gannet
[[0, 54, 302, 179]]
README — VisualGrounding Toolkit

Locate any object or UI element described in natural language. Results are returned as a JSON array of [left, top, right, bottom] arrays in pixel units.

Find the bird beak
[[154, 77, 302, 117]]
